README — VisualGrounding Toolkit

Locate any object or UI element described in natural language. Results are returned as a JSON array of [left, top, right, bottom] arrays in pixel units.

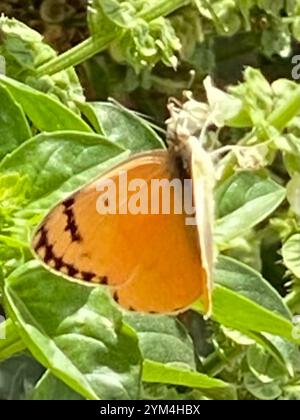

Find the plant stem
[[218, 87, 300, 181], [194, 0, 228, 34], [203, 347, 246, 377], [36, 29, 121, 77], [282, 17, 297, 23], [36, 0, 191, 77], [268, 88, 300, 133], [139, 0, 190, 22]]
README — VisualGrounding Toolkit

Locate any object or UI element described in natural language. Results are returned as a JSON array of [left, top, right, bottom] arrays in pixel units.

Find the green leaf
[[88, 1, 181, 71], [229, 67, 273, 125], [282, 234, 300, 278], [90, 102, 165, 152], [115, 17, 181, 70], [4, 262, 142, 400], [0, 131, 127, 213], [0, 354, 45, 400], [143, 360, 236, 400], [0, 75, 91, 133], [88, 0, 138, 31], [292, 16, 300, 42], [246, 332, 299, 378], [213, 279, 292, 338], [0, 84, 31, 161], [194, 257, 295, 340], [216, 257, 291, 319], [32, 371, 84, 400], [261, 23, 291, 59], [244, 372, 282, 400], [215, 172, 286, 245], [281, 383, 300, 400], [287, 174, 300, 217], [125, 313, 196, 368], [247, 345, 289, 382], [225, 327, 297, 379], [77, 101, 105, 135], [0, 16, 84, 111]]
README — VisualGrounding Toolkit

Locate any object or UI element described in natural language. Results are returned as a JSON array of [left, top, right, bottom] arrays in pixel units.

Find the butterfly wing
[[189, 137, 215, 316], [33, 150, 207, 314]]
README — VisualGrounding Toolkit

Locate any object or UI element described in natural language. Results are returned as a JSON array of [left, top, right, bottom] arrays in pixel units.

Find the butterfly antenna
[[108, 97, 166, 135]]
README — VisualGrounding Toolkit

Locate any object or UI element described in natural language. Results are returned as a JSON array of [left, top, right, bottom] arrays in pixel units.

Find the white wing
[[189, 136, 216, 317], [167, 92, 216, 317]]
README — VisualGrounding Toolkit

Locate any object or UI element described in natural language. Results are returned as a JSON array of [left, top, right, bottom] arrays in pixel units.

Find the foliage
[[0, 0, 300, 401]]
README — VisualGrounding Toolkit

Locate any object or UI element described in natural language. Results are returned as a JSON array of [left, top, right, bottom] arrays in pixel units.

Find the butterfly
[[32, 93, 215, 316]]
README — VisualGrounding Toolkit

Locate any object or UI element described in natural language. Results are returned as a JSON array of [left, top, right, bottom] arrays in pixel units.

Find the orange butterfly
[[32, 95, 215, 315]]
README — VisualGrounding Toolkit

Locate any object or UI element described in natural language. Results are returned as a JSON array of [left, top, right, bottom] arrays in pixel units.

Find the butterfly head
[[167, 91, 210, 146]]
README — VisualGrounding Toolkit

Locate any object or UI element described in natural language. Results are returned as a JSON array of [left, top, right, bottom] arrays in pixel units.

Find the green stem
[[195, 0, 228, 34], [268, 88, 300, 133], [36, 29, 121, 77], [140, 0, 190, 22], [36, 0, 191, 77], [203, 348, 246, 377], [282, 17, 297, 23], [218, 87, 300, 181], [0, 319, 25, 362]]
